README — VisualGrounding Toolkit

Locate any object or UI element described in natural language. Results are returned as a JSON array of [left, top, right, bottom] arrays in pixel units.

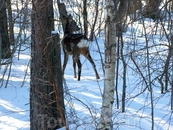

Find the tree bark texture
[[89, 0, 99, 41], [6, 0, 15, 44], [0, 0, 11, 58], [98, 0, 116, 129], [171, 35, 173, 110], [83, 0, 88, 38], [30, 0, 66, 129]]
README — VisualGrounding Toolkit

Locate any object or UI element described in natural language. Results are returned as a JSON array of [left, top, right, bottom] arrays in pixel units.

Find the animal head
[[64, 14, 80, 34]]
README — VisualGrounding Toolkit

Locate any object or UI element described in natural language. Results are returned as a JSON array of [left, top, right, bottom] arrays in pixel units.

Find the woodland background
[[0, 0, 173, 130]]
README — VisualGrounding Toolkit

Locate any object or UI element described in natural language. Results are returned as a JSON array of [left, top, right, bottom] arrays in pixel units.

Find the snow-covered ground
[[0, 44, 30, 130], [0, 17, 173, 130]]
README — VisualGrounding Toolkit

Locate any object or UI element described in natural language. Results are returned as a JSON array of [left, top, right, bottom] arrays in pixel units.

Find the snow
[[0, 11, 173, 130], [0, 81, 30, 130], [52, 30, 58, 35]]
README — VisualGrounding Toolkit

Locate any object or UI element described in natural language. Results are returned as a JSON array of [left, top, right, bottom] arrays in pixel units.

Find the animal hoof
[[96, 76, 100, 79]]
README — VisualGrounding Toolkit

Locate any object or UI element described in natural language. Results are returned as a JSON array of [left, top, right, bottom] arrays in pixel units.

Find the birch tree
[[98, 0, 116, 129]]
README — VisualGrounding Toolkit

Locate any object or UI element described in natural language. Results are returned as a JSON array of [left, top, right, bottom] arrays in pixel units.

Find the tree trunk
[[83, 0, 88, 38], [142, 18, 154, 130], [6, 0, 15, 44], [30, 0, 66, 129], [171, 35, 173, 110], [89, 0, 99, 41], [0, 0, 11, 58], [98, 0, 116, 129], [116, 0, 128, 113]]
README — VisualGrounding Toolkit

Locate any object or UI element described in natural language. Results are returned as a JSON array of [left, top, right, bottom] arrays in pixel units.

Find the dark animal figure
[[61, 15, 100, 81]]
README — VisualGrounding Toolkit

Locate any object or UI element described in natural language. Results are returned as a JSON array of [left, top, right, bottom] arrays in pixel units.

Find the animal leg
[[77, 59, 82, 81], [85, 53, 100, 79], [73, 56, 77, 79], [63, 49, 69, 76]]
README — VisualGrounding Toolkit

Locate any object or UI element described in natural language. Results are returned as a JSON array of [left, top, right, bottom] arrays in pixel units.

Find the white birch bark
[[98, 0, 116, 129]]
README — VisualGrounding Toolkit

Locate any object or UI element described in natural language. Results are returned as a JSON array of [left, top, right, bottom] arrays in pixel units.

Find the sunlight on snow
[[0, 99, 25, 115], [0, 115, 29, 130], [80, 92, 101, 99], [17, 54, 30, 60]]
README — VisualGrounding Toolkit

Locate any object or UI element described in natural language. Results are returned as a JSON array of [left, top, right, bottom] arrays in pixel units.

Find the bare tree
[[89, 0, 100, 41], [115, 0, 128, 113]]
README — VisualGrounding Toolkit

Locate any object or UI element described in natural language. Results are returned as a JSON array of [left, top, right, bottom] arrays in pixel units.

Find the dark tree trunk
[[89, 0, 99, 41], [30, 0, 66, 129], [115, 0, 128, 112], [6, 0, 15, 44], [83, 0, 88, 38], [0, 0, 11, 59]]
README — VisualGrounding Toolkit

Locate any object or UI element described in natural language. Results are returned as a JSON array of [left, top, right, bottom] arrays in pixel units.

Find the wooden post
[[50, 32, 66, 129], [57, 3, 68, 31]]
